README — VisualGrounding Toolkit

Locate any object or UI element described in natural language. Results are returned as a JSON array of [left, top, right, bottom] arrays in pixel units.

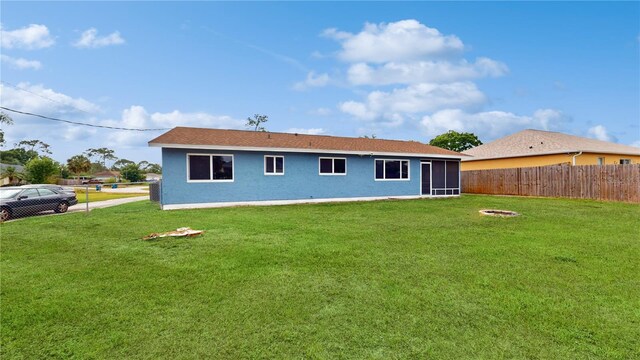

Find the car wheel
[[55, 201, 69, 214], [0, 207, 10, 222]]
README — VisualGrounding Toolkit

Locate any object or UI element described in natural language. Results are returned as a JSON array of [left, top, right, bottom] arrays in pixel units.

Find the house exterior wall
[[461, 152, 640, 171], [161, 148, 455, 206]]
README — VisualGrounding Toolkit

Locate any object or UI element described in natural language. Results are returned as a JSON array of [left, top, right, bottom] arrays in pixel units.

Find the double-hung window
[[265, 155, 284, 175], [375, 159, 409, 180], [319, 157, 346, 175], [187, 154, 233, 182]]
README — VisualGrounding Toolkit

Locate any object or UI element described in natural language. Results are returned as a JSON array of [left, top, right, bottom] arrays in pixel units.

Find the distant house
[[94, 170, 121, 182], [145, 173, 162, 182], [462, 129, 640, 170], [0, 163, 24, 186], [149, 127, 465, 209]]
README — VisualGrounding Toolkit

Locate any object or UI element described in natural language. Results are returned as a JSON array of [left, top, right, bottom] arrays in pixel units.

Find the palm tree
[[67, 155, 92, 175], [1, 166, 23, 185]]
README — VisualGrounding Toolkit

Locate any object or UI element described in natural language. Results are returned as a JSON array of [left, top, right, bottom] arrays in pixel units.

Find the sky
[[1, 1, 639, 165]]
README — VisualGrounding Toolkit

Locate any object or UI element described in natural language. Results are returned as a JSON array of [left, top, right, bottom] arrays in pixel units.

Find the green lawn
[[74, 189, 146, 203], [1, 195, 638, 359]]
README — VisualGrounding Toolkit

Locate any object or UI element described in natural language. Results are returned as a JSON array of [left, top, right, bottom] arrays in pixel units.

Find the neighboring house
[[0, 163, 24, 186], [94, 170, 121, 182], [145, 173, 162, 182], [462, 129, 640, 170], [149, 127, 465, 209]]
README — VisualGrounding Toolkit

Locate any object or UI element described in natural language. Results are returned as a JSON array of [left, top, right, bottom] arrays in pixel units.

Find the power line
[[0, 107, 169, 131], [0, 80, 96, 115]]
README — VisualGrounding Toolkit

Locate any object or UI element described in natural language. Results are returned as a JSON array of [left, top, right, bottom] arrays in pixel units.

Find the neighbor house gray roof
[[463, 129, 640, 161]]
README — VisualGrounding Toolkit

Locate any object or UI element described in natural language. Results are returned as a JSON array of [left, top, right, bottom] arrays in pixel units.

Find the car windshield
[[0, 189, 23, 199]]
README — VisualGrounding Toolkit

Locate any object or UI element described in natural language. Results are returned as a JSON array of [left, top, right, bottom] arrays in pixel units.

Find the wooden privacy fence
[[462, 164, 640, 202]]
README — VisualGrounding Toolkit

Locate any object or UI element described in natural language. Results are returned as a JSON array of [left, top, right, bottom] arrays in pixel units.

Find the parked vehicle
[[21, 184, 76, 194], [0, 186, 78, 222], [82, 178, 102, 185]]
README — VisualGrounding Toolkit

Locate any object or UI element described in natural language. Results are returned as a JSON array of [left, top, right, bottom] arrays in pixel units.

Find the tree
[[24, 156, 60, 184], [428, 130, 483, 152], [121, 163, 144, 182], [67, 155, 92, 175], [0, 166, 24, 185], [360, 134, 377, 139], [143, 163, 162, 174], [0, 112, 13, 147], [246, 114, 268, 132], [15, 139, 52, 155], [0, 148, 38, 165], [111, 158, 135, 171], [84, 148, 117, 168]]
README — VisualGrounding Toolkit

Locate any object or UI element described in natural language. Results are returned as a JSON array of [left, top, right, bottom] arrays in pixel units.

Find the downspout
[[571, 151, 583, 166]]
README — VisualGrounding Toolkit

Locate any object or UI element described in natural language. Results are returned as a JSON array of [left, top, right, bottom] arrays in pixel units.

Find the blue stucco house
[[149, 127, 465, 209]]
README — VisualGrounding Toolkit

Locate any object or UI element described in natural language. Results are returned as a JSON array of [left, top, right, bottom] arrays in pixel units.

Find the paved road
[[69, 196, 149, 212], [99, 186, 149, 194]]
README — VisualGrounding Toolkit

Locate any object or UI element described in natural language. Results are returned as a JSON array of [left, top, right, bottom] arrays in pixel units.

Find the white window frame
[[318, 157, 347, 176], [374, 159, 410, 181], [186, 153, 234, 183], [597, 157, 605, 165], [264, 155, 285, 175], [620, 158, 631, 165]]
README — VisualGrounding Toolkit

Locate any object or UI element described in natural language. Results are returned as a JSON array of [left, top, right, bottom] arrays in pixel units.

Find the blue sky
[[1, 1, 639, 164]]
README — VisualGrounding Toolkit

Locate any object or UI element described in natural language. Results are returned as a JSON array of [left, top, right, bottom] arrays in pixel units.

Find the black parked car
[[0, 186, 78, 222], [22, 184, 76, 194]]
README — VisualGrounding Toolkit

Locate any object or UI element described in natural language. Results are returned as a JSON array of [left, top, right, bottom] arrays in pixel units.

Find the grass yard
[[74, 189, 146, 203], [1, 195, 639, 358]]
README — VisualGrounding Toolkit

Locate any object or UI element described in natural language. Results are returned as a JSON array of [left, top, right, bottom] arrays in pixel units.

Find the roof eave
[[462, 149, 640, 161], [149, 142, 466, 159]]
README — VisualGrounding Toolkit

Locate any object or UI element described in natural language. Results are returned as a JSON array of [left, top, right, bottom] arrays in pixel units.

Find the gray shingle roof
[[463, 129, 640, 160]]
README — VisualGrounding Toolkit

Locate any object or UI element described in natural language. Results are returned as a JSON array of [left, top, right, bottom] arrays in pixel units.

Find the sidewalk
[[69, 196, 149, 212]]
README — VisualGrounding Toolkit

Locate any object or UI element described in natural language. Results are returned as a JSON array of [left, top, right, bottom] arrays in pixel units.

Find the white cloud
[[587, 125, 613, 142], [285, 127, 326, 135], [420, 108, 569, 141], [62, 125, 97, 141], [308, 107, 332, 116], [0, 82, 100, 116], [630, 140, 640, 148], [73, 28, 125, 48], [0, 24, 55, 49], [347, 57, 508, 85], [340, 82, 487, 122], [105, 106, 244, 147], [0, 54, 42, 70], [293, 71, 330, 91], [323, 19, 464, 63]]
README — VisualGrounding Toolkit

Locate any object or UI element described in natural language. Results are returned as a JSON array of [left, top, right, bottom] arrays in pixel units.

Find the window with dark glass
[[212, 156, 233, 180], [375, 159, 409, 180], [319, 158, 346, 175], [265, 156, 284, 175], [188, 154, 233, 181], [188, 155, 210, 180]]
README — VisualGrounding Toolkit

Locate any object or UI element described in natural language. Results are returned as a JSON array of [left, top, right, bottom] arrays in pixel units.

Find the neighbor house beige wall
[[461, 152, 640, 171]]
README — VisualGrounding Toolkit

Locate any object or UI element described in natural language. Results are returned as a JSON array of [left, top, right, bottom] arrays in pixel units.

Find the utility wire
[[0, 80, 96, 115], [0, 107, 169, 131]]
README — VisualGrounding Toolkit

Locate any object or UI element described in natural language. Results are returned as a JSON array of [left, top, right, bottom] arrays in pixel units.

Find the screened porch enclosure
[[421, 160, 460, 196]]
